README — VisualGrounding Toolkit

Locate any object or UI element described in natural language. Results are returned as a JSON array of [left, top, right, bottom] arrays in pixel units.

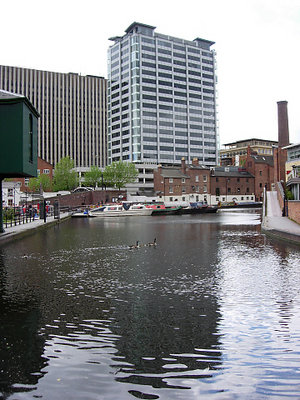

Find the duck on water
[[128, 238, 157, 249]]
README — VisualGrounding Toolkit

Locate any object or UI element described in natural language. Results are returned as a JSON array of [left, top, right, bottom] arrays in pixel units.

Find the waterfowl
[[129, 241, 140, 249], [147, 238, 157, 247]]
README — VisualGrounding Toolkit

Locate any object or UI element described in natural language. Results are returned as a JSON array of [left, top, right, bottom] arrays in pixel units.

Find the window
[[43, 169, 50, 174], [29, 114, 33, 163], [182, 178, 185, 183], [195, 175, 199, 182], [203, 175, 207, 182], [182, 187, 186, 193], [169, 186, 173, 193], [169, 178, 173, 183]]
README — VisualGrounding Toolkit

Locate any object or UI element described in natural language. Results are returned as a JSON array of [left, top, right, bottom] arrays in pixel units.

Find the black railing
[[3, 213, 37, 228]]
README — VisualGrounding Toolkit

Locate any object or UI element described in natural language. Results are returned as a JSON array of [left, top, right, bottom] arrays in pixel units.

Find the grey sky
[[2, 0, 299, 146]]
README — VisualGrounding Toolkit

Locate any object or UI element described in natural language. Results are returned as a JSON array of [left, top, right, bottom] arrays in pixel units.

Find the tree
[[28, 177, 40, 192], [83, 166, 103, 189], [53, 157, 78, 191], [28, 174, 52, 192], [103, 161, 138, 190]]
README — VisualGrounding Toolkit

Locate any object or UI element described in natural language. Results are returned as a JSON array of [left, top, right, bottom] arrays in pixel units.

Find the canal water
[[0, 210, 300, 400]]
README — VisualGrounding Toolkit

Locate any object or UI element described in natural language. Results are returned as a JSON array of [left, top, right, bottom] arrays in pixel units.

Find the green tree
[[83, 165, 103, 188], [28, 177, 40, 192], [28, 174, 52, 192], [285, 189, 294, 200], [53, 157, 78, 191], [103, 161, 138, 190], [39, 174, 52, 191]]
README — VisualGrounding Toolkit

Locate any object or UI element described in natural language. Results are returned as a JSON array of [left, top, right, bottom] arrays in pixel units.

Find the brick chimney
[[192, 157, 199, 166], [181, 157, 186, 173], [277, 101, 290, 148]]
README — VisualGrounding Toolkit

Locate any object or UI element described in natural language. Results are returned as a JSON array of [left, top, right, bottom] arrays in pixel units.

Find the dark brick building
[[245, 148, 274, 202], [154, 159, 256, 205], [210, 166, 255, 203], [154, 158, 210, 203]]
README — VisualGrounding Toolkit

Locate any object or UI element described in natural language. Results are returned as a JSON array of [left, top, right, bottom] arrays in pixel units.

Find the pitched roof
[[212, 167, 254, 178], [0, 89, 24, 100], [159, 168, 189, 179], [250, 155, 274, 166], [0, 90, 40, 117]]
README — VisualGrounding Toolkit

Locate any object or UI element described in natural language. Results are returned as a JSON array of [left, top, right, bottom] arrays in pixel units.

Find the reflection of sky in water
[[1, 212, 300, 399]]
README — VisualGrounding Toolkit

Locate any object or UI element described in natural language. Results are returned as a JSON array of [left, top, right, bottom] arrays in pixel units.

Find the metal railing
[[3, 213, 37, 228]]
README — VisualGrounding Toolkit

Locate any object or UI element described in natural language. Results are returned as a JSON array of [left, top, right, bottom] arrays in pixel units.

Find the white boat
[[89, 203, 153, 217], [72, 209, 96, 218]]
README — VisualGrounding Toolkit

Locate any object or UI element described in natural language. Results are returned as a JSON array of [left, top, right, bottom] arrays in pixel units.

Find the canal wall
[[0, 213, 72, 244], [38, 190, 127, 210], [276, 181, 300, 224], [262, 188, 300, 246], [287, 201, 300, 224]]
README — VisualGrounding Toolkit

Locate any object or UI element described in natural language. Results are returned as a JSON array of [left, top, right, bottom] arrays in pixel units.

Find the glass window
[[158, 64, 172, 71], [158, 40, 171, 48], [29, 114, 33, 163], [173, 52, 186, 59], [158, 48, 171, 56]]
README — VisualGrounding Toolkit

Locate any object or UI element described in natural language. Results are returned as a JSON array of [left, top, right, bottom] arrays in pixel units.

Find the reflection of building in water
[[272, 244, 298, 341], [0, 251, 47, 397], [110, 221, 222, 389]]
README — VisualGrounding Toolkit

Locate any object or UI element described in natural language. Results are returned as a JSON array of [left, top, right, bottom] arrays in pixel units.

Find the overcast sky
[[2, 0, 300, 146]]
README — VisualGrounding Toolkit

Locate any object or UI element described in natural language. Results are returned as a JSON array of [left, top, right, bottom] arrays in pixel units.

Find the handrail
[[276, 181, 285, 200]]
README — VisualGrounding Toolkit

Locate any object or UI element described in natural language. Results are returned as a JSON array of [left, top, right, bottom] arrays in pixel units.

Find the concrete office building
[[107, 22, 218, 193], [0, 65, 107, 171]]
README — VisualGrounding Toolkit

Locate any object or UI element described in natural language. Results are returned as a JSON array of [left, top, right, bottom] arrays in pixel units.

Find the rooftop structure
[[220, 138, 278, 166]]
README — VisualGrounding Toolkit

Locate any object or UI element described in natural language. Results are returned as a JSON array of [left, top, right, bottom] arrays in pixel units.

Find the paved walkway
[[0, 213, 71, 244], [262, 191, 300, 245]]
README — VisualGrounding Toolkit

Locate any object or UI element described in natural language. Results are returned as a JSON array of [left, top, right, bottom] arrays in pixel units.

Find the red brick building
[[154, 158, 210, 203], [154, 158, 256, 205], [210, 166, 255, 204], [245, 148, 274, 202]]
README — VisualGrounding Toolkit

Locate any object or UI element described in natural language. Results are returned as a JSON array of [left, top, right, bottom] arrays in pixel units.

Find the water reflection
[[0, 211, 299, 399]]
